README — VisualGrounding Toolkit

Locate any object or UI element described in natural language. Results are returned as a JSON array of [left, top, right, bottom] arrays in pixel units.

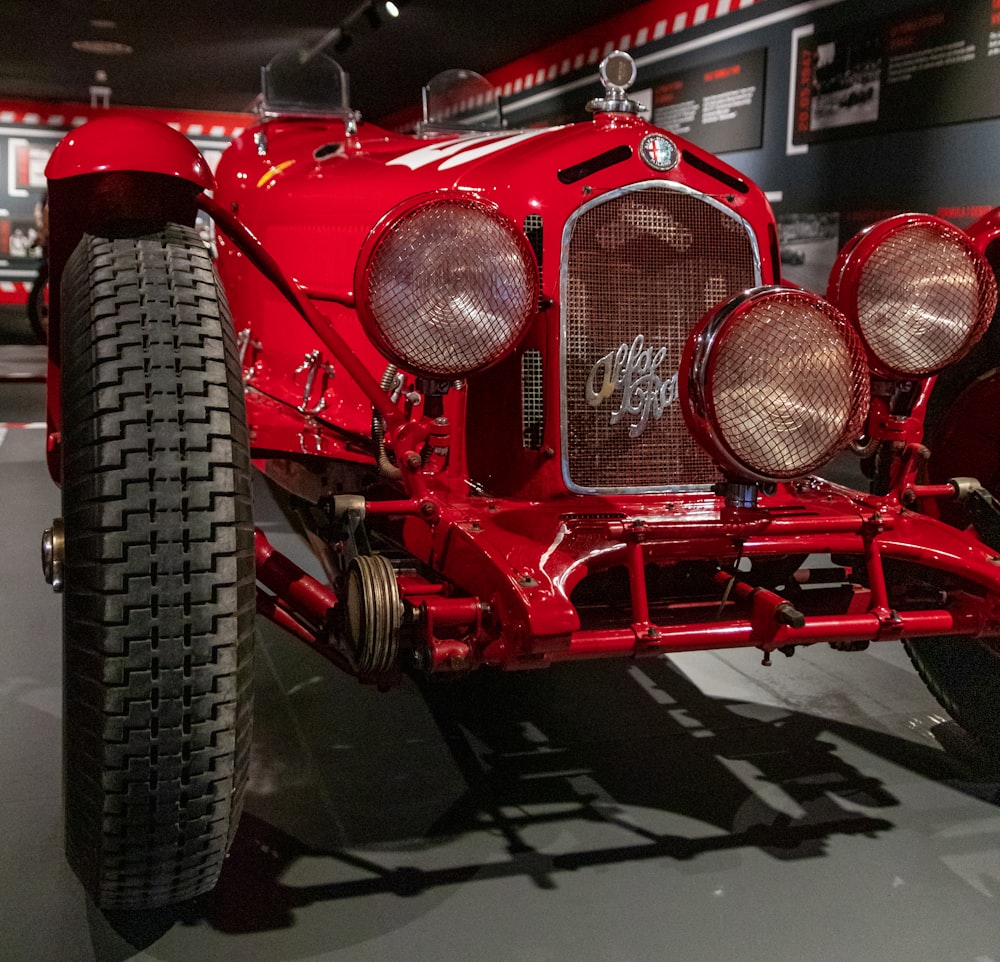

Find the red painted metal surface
[[929, 369, 1000, 499], [255, 529, 337, 634], [46, 115, 214, 188], [41, 55, 1000, 682], [968, 205, 1000, 256]]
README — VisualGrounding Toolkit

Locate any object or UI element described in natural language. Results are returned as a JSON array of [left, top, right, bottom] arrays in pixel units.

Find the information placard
[[651, 48, 766, 154], [793, 0, 1000, 145]]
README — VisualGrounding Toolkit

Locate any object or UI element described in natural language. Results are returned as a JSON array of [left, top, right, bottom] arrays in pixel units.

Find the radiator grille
[[562, 184, 759, 491], [521, 348, 544, 449]]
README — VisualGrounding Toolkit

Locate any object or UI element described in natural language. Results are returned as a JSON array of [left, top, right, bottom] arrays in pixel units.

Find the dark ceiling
[[3, 0, 643, 121]]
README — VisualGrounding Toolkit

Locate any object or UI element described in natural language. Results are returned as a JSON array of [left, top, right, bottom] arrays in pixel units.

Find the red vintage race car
[[39, 49, 1000, 910]]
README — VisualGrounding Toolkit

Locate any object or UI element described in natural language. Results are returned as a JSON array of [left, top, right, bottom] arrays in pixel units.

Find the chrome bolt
[[41, 517, 65, 592]]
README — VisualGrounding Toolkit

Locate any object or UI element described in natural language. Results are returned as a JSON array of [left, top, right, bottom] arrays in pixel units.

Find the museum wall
[[2, 0, 998, 302]]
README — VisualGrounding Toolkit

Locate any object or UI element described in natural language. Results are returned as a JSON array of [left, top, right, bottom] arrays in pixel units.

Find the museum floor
[[3, 305, 1000, 962]]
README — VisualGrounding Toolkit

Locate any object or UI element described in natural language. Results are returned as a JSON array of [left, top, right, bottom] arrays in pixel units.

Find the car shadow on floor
[[96, 645, 999, 948]]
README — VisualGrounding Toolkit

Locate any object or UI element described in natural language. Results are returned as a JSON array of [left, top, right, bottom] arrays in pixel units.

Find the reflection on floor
[[2, 311, 1000, 962]]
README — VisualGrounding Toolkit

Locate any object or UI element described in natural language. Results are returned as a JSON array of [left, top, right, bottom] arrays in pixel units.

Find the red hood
[[213, 111, 773, 299]]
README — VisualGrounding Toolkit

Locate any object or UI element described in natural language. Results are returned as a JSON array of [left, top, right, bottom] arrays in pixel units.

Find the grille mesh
[[563, 187, 757, 489], [522, 348, 544, 449]]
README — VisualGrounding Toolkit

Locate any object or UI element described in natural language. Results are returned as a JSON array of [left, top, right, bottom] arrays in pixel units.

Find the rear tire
[[60, 224, 255, 909], [904, 635, 1000, 755], [909, 367, 1000, 754], [27, 258, 48, 342]]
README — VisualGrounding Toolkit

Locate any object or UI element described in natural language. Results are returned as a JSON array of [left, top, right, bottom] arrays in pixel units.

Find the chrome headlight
[[356, 195, 538, 377], [828, 213, 996, 378], [681, 287, 870, 482]]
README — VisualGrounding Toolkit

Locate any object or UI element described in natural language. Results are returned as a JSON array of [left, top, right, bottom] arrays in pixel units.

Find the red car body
[[42, 54, 1000, 677], [38, 50, 1000, 909]]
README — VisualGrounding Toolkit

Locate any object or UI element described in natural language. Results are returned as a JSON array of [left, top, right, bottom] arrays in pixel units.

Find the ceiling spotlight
[[364, 2, 400, 28], [301, 0, 404, 63]]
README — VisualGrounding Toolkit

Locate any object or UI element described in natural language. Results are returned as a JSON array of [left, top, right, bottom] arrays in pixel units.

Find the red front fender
[[43, 116, 216, 485], [46, 115, 214, 188]]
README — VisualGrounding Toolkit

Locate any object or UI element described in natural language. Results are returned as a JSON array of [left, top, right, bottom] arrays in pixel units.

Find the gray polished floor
[[3, 314, 1000, 961]]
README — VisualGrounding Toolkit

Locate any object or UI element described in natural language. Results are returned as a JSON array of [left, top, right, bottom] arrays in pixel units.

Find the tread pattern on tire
[[903, 635, 1000, 755], [60, 224, 255, 909]]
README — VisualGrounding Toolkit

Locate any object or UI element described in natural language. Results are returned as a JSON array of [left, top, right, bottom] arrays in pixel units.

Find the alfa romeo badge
[[639, 133, 679, 171]]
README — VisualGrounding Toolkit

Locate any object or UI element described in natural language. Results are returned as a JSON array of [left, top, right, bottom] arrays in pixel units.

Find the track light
[[364, 2, 401, 28], [301, 0, 405, 63]]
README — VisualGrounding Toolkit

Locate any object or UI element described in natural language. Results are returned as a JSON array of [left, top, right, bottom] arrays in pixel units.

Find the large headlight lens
[[682, 288, 870, 481], [357, 196, 538, 377], [828, 214, 996, 378]]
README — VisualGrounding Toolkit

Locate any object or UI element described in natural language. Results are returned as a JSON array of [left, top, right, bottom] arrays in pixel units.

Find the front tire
[[60, 224, 255, 909]]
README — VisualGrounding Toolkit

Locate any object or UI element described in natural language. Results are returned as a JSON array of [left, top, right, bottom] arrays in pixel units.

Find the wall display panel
[[775, 211, 841, 291], [792, 0, 1000, 145], [0, 129, 59, 300], [0, 102, 247, 304], [648, 47, 766, 153], [498, 0, 774, 130]]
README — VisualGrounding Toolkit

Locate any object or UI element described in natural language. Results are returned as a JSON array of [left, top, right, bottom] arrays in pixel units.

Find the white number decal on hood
[[387, 129, 550, 172]]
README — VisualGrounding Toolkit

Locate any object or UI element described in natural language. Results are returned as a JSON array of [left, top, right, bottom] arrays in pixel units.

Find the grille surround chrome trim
[[559, 180, 763, 494]]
